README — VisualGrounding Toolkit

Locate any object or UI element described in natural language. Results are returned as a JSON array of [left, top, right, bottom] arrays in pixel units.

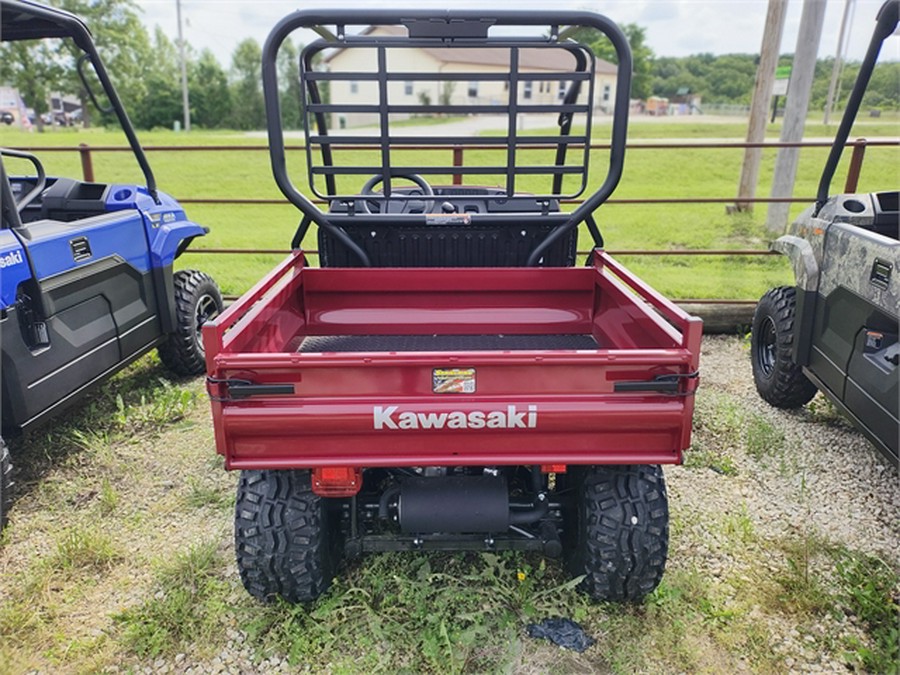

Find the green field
[[4, 117, 897, 298]]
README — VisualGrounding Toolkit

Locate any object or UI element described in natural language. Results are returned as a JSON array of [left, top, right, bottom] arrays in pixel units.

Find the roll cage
[[261, 9, 633, 266]]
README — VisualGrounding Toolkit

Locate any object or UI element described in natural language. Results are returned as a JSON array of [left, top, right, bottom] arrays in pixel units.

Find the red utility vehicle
[[204, 8, 702, 604]]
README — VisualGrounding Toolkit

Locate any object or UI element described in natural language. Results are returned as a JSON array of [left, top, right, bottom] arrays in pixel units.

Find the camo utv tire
[[158, 270, 223, 376], [564, 464, 669, 602], [751, 286, 817, 409], [235, 469, 339, 604]]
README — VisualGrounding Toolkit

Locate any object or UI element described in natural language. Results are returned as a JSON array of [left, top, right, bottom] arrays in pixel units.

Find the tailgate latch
[[613, 371, 700, 395], [206, 376, 295, 401]]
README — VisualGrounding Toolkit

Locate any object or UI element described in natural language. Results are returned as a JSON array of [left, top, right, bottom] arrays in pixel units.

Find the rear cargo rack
[[300, 38, 595, 201], [262, 10, 632, 267]]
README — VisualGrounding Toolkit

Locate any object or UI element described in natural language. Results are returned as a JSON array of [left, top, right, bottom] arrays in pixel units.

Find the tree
[[55, 0, 155, 126], [0, 41, 62, 131], [190, 49, 232, 128], [651, 57, 704, 101], [277, 39, 304, 130], [130, 27, 182, 129], [564, 23, 655, 100], [229, 38, 265, 130]]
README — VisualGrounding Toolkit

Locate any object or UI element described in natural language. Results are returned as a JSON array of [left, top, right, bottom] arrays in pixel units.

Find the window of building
[[404, 81, 414, 96], [523, 81, 532, 100], [468, 81, 479, 98], [603, 84, 611, 102], [558, 81, 566, 100], [350, 81, 359, 95]]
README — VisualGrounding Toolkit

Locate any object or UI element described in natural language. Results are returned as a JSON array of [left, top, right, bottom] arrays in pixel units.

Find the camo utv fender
[[772, 234, 819, 292], [770, 210, 824, 367]]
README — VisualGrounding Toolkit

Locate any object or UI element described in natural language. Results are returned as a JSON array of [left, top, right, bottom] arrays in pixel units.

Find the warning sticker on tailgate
[[433, 368, 476, 394]]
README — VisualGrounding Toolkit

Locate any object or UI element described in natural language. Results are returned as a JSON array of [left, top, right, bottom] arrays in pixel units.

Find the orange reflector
[[540, 464, 567, 474], [312, 466, 362, 497]]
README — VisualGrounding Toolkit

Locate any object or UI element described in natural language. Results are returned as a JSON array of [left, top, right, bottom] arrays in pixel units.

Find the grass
[[247, 553, 553, 672], [833, 549, 900, 674], [1, 338, 898, 672], [114, 541, 231, 659], [4, 115, 897, 298], [686, 388, 788, 474], [47, 526, 122, 575], [2, 108, 899, 670], [684, 394, 744, 475], [0, 356, 235, 672]]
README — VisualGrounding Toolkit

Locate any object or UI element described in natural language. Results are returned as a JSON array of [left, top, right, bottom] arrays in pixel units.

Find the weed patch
[[721, 503, 756, 547], [114, 379, 196, 432], [246, 553, 581, 673], [98, 478, 120, 515], [184, 475, 233, 510], [685, 394, 743, 474], [745, 414, 785, 460], [684, 447, 738, 475], [806, 395, 852, 429], [772, 532, 835, 615], [47, 526, 121, 576], [833, 549, 900, 673], [114, 540, 231, 659]]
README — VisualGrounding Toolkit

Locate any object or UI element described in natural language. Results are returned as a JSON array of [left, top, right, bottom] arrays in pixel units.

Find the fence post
[[843, 139, 866, 193], [78, 143, 94, 182], [452, 146, 463, 185]]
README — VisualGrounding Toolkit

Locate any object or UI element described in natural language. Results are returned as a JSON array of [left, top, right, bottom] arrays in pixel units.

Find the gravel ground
[[664, 335, 898, 674], [686, 335, 898, 565], [3, 335, 897, 673]]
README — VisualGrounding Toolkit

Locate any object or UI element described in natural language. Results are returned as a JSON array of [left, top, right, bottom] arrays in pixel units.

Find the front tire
[[1, 438, 12, 531], [234, 470, 339, 604], [564, 465, 669, 602], [158, 270, 223, 376], [751, 286, 817, 408]]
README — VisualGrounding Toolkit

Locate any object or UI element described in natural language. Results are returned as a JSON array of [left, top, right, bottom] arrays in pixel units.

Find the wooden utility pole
[[733, 0, 790, 212], [766, 0, 828, 232], [824, 0, 855, 125], [176, 0, 191, 132]]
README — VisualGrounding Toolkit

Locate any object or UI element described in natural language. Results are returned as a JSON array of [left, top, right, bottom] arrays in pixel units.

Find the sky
[[135, 0, 899, 67]]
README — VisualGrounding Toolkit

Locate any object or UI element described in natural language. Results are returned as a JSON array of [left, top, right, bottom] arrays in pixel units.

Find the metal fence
[[49, 137, 889, 203], [15, 137, 897, 324]]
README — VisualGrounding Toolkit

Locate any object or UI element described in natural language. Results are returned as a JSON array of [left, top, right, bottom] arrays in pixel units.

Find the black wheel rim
[[194, 294, 219, 351], [756, 316, 777, 377]]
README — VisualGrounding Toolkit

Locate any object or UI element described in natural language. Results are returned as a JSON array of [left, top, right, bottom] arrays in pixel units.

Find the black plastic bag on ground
[[526, 617, 595, 652]]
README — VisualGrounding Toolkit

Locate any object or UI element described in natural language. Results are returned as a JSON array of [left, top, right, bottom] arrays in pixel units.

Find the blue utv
[[0, 0, 223, 527]]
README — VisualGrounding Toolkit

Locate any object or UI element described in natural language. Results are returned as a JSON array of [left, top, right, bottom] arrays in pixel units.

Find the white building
[[323, 26, 618, 129]]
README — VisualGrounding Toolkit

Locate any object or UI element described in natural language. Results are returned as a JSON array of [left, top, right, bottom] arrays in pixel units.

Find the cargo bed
[[204, 250, 701, 470]]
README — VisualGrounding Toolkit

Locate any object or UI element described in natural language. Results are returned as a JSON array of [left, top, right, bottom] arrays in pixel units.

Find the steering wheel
[[1, 148, 46, 213], [360, 173, 435, 214]]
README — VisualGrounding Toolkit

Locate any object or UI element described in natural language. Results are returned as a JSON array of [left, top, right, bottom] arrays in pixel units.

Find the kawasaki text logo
[[373, 405, 537, 430], [0, 250, 24, 269]]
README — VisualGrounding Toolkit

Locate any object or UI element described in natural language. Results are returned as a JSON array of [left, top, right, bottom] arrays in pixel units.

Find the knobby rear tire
[[565, 464, 669, 602], [234, 469, 339, 604]]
